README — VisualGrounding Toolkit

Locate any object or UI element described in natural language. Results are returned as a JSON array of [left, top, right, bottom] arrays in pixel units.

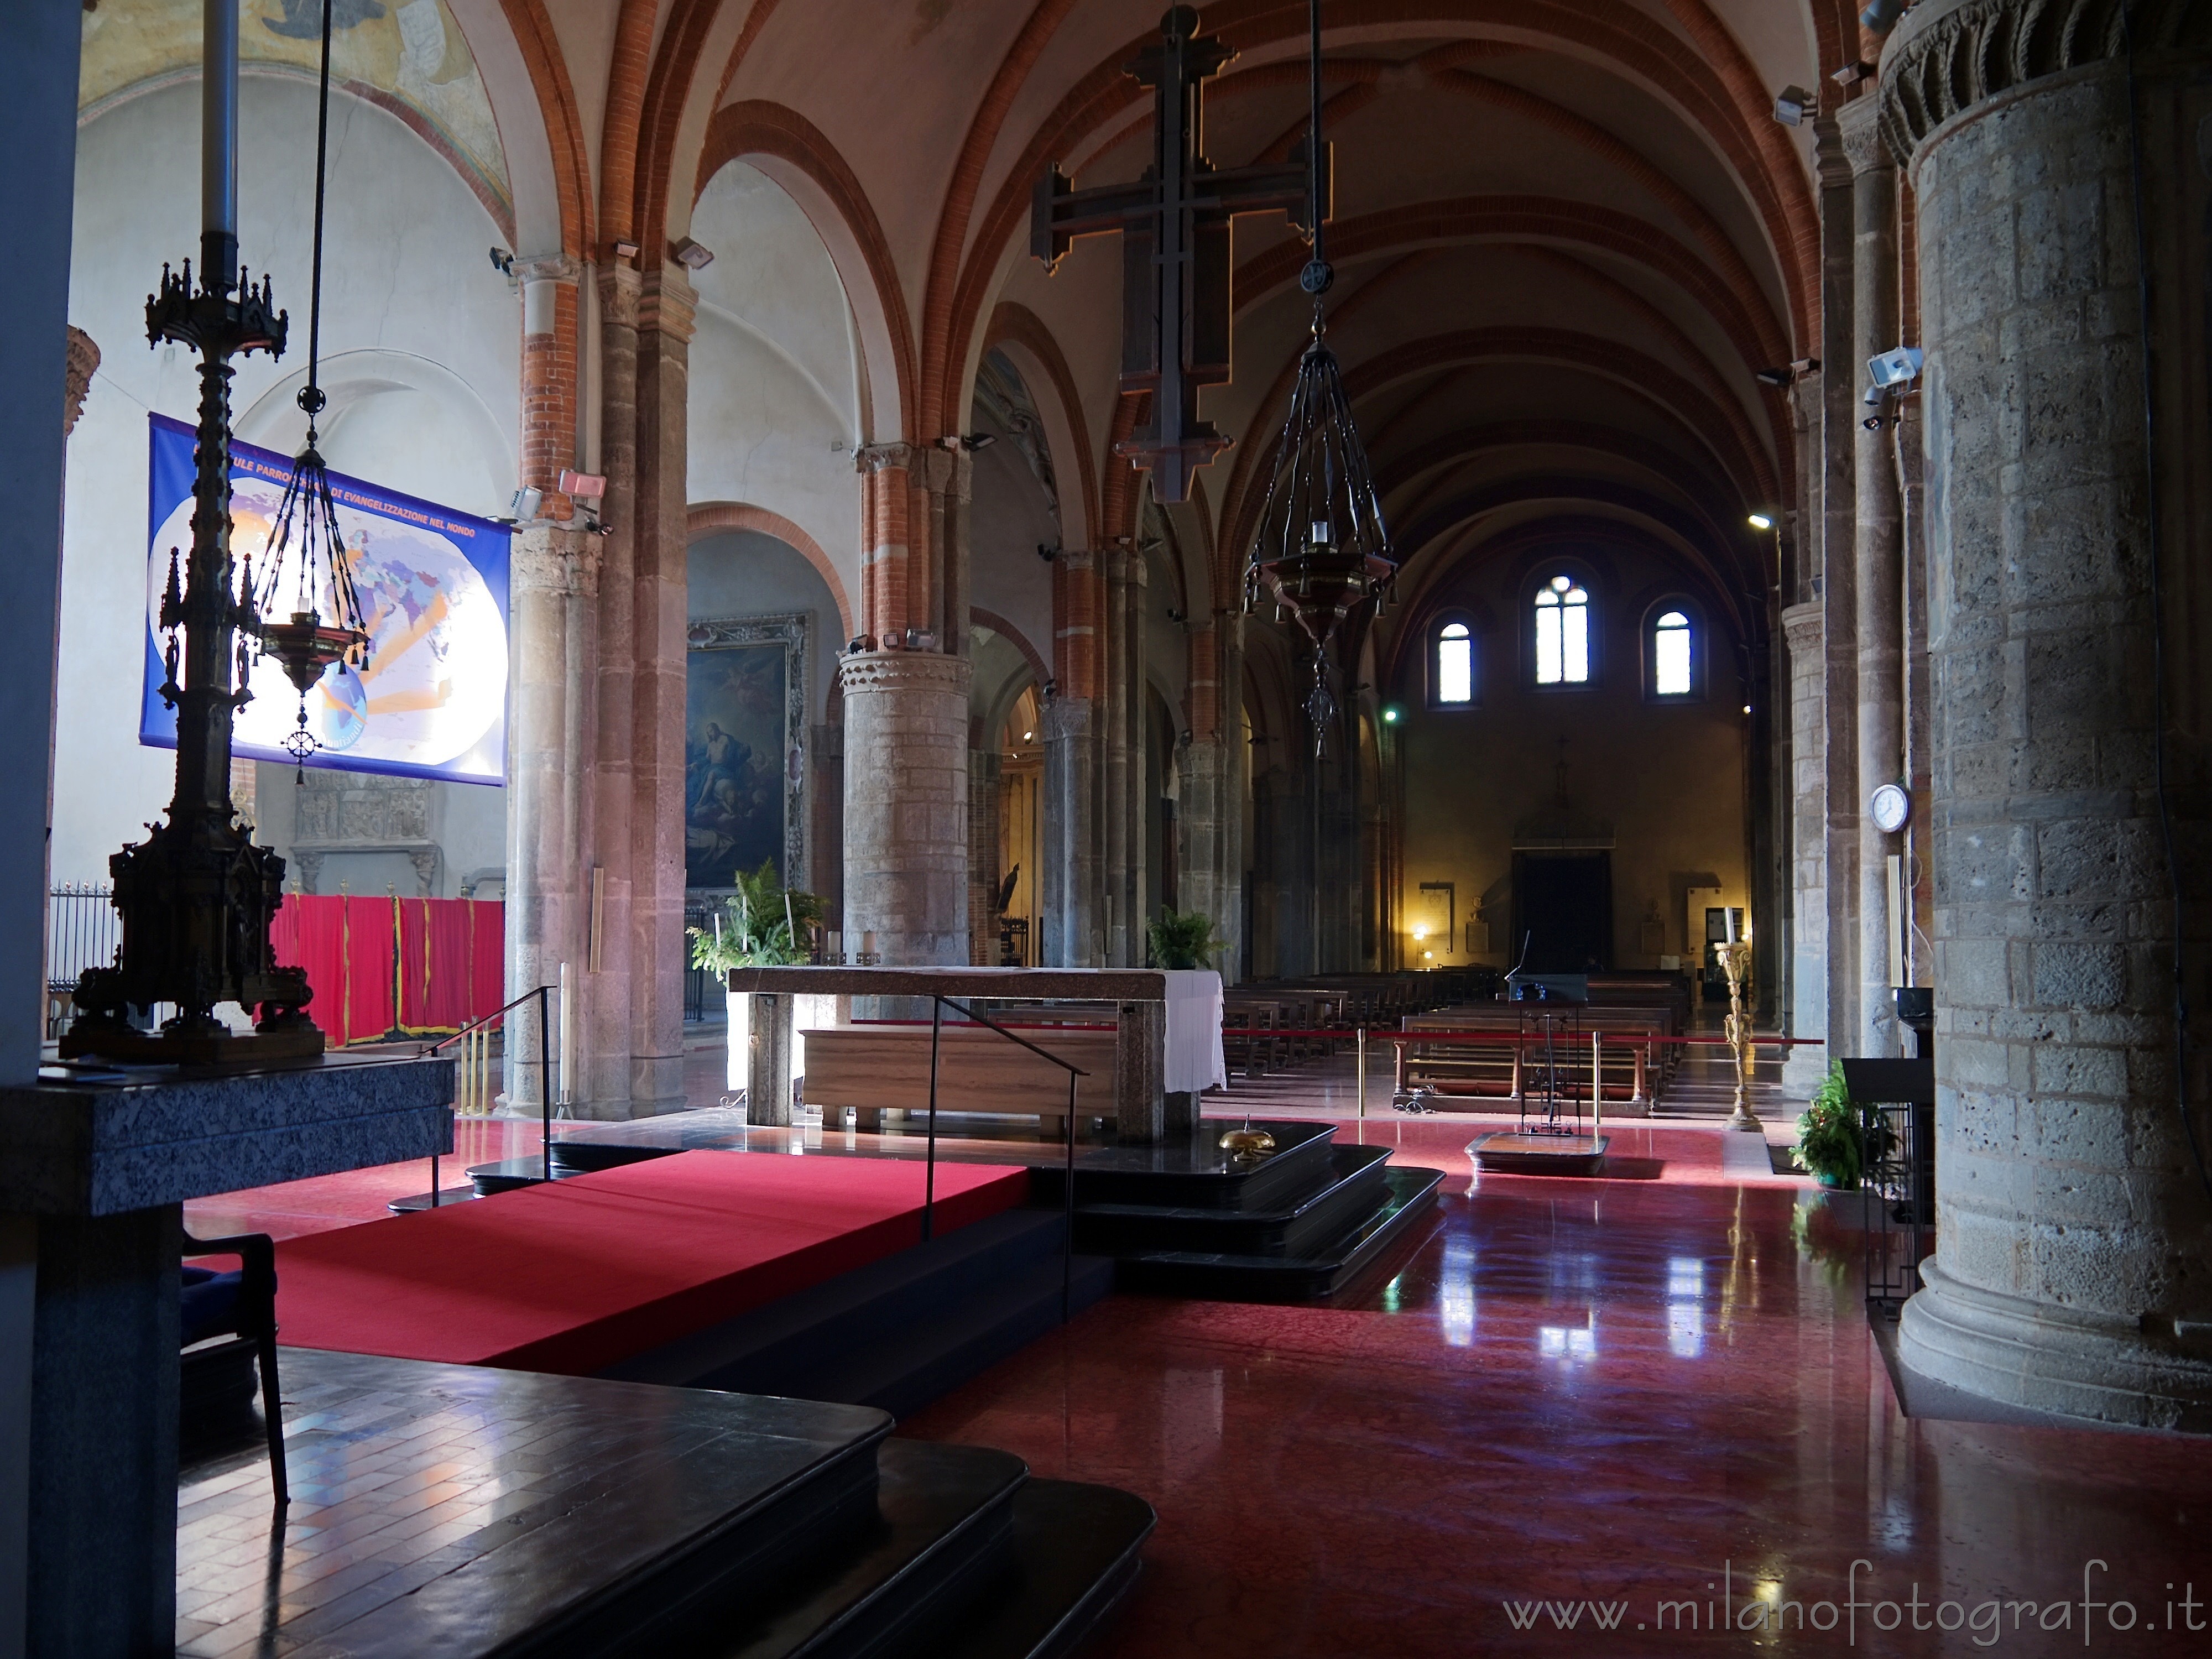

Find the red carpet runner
[[275, 1151, 1031, 1374]]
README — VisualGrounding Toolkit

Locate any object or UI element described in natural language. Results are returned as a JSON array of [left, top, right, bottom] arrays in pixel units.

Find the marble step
[[1114, 1165, 1447, 1301], [1070, 1143, 1395, 1258], [933, 1478, 1156, 1659]]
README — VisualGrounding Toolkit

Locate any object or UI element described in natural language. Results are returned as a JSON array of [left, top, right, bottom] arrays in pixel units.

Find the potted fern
[[1790, 1061, 1893, 1188], [689, 861, 823, 1095], [1147, 908, 1227, 971]]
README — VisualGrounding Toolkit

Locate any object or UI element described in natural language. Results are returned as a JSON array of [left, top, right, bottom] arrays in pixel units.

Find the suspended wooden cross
[[1031, 4, 1323, 503]]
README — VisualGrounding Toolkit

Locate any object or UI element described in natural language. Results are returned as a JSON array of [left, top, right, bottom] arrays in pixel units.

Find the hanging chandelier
[[1243, 0, 1395, 754], [245, 0, 371, 772]]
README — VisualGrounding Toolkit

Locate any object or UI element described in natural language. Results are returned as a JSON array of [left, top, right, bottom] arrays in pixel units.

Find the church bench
[[1395, 1008, 1674, 1108], [800, 1024, 1118, 1137]]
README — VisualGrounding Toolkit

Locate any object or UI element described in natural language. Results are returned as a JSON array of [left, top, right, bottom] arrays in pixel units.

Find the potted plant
[[688, 862, 823, 1096], [1790, 1061, 1893, 1188], [1147, 909, 1227, 971]]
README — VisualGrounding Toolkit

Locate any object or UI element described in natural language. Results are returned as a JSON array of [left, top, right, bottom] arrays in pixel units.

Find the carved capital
[[1058, 547, 1094, 571], [855, 441, 918, 476], [836, 648, 974, 698], [1877, 0, 2209, 166], [510, 524, 602, 597], [1781, 600, 1824, 653], [1835, 95, 1892, 178], [639, 266, 696, 344], [513, 254, 579, 286], [598, 263, 642, 329], [62, 326, 100, 437]]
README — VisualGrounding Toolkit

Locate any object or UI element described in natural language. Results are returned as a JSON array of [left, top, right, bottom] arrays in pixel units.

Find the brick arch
[[686, 502, 854, 638], [475, 0, 594, 258], [698, 102, 917, 442], [981, 302, 1100, 552], [970, 607, 1052, 690]]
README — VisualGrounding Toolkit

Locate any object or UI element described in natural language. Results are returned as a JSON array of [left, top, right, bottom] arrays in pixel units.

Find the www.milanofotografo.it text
[[1499, 1562, 2206, 1642]]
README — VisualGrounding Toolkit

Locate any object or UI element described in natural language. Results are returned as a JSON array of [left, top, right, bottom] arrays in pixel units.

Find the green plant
[[1147, 908, 1227, 971], [687, 860, 823, 972], [1790, 1061, 1893, 1187]]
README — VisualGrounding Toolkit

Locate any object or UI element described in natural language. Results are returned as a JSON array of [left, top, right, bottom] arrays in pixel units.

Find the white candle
[[1725, 909, 1737, 945]]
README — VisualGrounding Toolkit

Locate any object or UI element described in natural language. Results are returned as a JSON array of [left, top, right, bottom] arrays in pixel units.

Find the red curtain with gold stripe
[[272, 895, 504, 1045]]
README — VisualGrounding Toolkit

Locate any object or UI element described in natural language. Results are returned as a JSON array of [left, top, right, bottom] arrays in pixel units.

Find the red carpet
[[275, 1151, 1031, 1374]]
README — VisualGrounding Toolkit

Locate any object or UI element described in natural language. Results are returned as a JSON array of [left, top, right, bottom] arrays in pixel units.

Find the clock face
[[1870, 783, 1911, 834]]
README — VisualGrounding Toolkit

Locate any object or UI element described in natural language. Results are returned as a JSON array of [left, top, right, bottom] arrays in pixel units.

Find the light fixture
[[1869, 345, 1924, 388], [1832, 60, 1875, 86], [1381, 705, 1401, 723], [1773, 85, 1813, 126], [1860, 0, 1909, 33], [1747, 512, 1773, 531], [1243, 0, 1394, 757], [670, 236, 714, 271], [1743, 704, 1754, 715]]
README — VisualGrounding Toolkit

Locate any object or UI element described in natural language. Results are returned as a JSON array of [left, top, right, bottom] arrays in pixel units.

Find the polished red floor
[[904, 1166, 2212, 1656]]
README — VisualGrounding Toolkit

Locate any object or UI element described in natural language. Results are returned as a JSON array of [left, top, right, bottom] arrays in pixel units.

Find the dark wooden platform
[[178, 1349, 1150, 1659], [1468, 1132, 1611, 1176]]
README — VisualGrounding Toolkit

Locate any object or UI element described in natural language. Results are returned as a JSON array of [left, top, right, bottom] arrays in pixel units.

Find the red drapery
[[272, 895, 504, 1045]]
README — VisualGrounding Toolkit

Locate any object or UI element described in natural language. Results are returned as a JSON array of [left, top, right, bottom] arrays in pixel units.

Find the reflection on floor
[[902, 1176, 2212, 1655]]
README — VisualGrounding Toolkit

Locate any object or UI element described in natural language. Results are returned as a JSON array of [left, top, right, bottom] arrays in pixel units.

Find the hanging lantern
[[245, 427, 372, 768], [1243, 0, 1395, 753]]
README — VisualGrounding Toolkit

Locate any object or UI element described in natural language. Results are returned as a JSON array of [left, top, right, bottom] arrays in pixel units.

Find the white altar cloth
[[1162, 969, 1228, 1093]]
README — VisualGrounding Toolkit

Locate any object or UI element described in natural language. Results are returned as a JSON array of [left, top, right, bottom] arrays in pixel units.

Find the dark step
[[1072, 1144, 1394, 1258], [1025, 1118, 1338, 1211], [690, 1438, 1027, 1659], [1116, 1165, 1447, 1301], [386, 1184, 483, 1214], [935, 1477, 1156, 1659], [466, 1156, 567, 1194], [602, 1208, 1115, 1420]]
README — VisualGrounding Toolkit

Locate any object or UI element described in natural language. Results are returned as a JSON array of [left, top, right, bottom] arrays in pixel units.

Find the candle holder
[[1712, 939, 1761, 1132]]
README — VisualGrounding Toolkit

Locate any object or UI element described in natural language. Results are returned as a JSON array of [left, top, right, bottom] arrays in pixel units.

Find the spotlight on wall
[[1747, 512, 1775, 531], [1859, 0, 1910, 33], [670, 237, 715, 271], [1381, 705, 1401, 724], [488, 246, 514, 275], [609, 239, 640, 261], [1869, 345, 1924, 388], [1755, 358, 1822, 387], [1773, 85, 1814, 126], [1036, 542, 1059, 563], [508, 486, 543, 521], [559, 469, 607, 501], [941, 433, 998, 451], [1832, 59, 1875, 87]]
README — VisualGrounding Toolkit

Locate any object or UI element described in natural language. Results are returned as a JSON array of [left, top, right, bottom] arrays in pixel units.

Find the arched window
[[1435, 620, 1473, 705], [1652, 609, 1693, 697], [1533, 575, 1590, 685]]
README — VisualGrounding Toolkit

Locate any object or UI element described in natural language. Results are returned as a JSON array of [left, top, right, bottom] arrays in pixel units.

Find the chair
[[181, 1231, 287, 1506]]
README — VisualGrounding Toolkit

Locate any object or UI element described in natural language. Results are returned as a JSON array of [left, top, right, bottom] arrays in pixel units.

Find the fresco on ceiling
[[80, 0, 509, 224]]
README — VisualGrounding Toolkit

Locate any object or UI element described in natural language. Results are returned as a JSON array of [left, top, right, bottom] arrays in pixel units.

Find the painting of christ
[[684, 642, 787, 888]]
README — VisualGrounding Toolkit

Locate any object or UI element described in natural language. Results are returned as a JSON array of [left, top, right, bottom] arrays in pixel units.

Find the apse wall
[[57, 76, 518, 898], [1386, 543, 1750, 974], [686, 160, 859, 603]]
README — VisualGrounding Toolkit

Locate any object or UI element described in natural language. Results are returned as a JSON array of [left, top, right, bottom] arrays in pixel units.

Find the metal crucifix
[[1031, 5, 1324, 503]]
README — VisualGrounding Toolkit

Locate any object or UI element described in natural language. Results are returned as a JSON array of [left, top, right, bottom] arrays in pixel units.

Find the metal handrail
[[924, 994, 1089, 1321], [417, 983, 556, 1190]]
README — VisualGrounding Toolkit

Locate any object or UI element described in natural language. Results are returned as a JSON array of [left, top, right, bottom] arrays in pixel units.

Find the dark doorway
[[1510, 852, 1613, 972]]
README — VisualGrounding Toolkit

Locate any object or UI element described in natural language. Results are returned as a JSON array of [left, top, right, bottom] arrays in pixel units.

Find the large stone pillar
[[1887, 0, 2212, 1427], [841, 651, 973, 964], [1102, 550, 1133, 964], [1814, 109, 1863, 1075], [504, 525, 598, 1110], [587, 263, 641, 1115], [629, 269, 693, 1112], [1843, 96, 1906, 1059], [1040, 691, 1098, 966], [1781, 599, 1829, 1092]]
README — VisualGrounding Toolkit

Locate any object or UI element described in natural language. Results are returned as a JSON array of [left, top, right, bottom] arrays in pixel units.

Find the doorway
[[1510, 852, 1613, 973]]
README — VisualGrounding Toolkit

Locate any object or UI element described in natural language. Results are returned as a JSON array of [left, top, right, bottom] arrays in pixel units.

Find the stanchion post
[[923, 995, 943, 1242], [539, 982, 552, 1184], [1062, 1067, 1077, 1321], [1356, 1026, 1366, 1119]]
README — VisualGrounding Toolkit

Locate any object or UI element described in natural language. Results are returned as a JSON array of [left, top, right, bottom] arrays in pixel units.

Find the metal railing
[[921, 994, 1087, 1320], [46, 883, 118, 1004], [419, 983, 556, 1198]]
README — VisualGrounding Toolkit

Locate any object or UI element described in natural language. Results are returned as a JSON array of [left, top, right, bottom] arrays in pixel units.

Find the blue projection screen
[[140, 414, 510, 785]]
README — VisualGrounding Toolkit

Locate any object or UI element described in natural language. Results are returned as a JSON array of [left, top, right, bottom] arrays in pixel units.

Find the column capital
[[1876, 0, 2205, 167], [1834, 93, 1891, 178], [598, 263, 642, 328], [638, 265, 696, 344], [836, 646, 973, 698], [855, 440, 918, 476], [62, 325, 99, 437], [513, 254, 579, 286], [1811, 114, 1854, 190], [1058, 547, 1094, 571], [510, 524, 602, 597]]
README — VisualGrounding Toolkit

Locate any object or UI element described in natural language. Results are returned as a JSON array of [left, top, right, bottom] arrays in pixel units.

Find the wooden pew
[[1395, 1006, 1674, 1110], [801, 1024, 1118, 1138]]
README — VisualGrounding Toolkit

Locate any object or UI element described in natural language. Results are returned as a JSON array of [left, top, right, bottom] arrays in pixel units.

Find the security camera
[[1868, 345, 1924, 388], [1773, 85, 1814, 127]]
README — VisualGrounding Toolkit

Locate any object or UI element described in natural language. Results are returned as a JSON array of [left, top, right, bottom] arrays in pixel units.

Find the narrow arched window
[[1436, 622, 1473, 705], [1652, 609, 1693, 696], [1534, 575, 1589, 685]]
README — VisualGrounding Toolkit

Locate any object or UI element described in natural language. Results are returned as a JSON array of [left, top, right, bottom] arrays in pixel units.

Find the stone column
[[1886, 0, 2212, 1426], [1123, 551, 1149, 951], [1041, 691, 1098, 966], [504, 525, 599, 1110], [587, 263, 641, 1115], [1814, 107, 1863, 1076], [630, 268, 693, 1112], [1781, 599, 1829, 1092], [1843, 95, 1906, 1060], [968, 745, 1002, 964], [1102, 549, 1133, 963], [841, 650, 973, 964]]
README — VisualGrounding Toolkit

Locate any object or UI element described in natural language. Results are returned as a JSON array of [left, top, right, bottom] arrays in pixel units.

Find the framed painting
[[684, 613, 807, 892]]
